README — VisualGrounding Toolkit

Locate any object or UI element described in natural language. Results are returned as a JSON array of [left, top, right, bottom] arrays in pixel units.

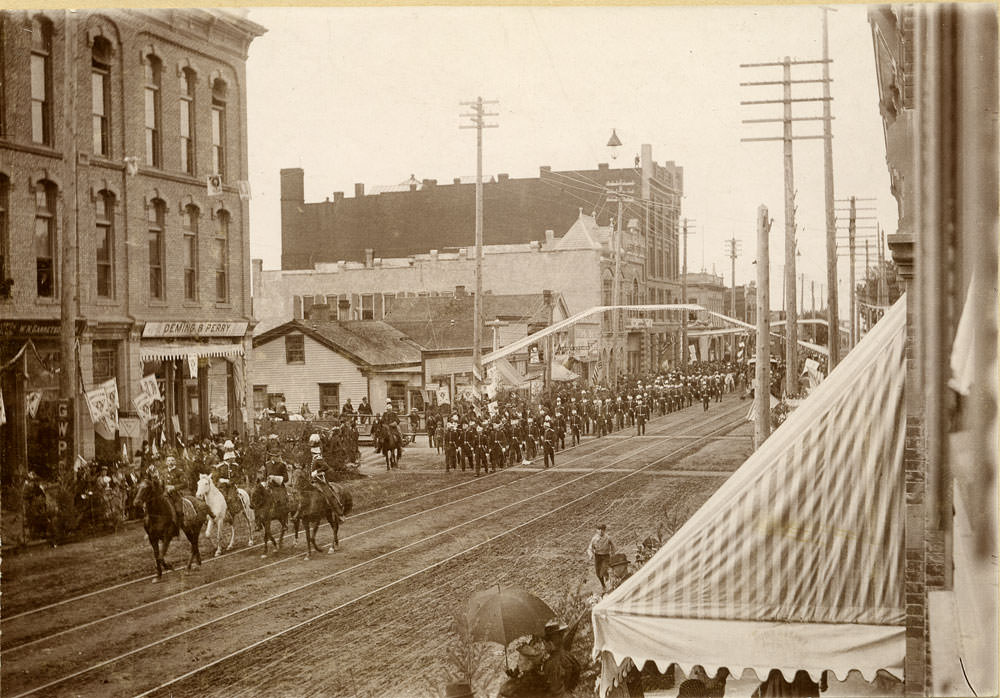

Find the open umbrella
[[466, 586, 555, 648]]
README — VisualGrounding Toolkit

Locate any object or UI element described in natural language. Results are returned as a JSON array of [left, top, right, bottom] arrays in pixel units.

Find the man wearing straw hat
[[586, 524, 616, 592]]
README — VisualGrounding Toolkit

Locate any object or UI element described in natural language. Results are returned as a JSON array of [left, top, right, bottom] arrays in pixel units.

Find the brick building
[[0, 9, 265, 484], [255, 211, 685, 383], [279, 144, 684, 314], [871, 4, 997, 695]]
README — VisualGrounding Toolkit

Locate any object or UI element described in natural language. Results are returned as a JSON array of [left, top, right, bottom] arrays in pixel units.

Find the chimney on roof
[[409, 174, 418, 192], [333, 191, 344, 202], [598, 163, 609, 170], [453, 177, 462, 185], [543, 289, 553, 307], [498, 173, 509, 183], [355, 183, 365, 198], [544, 230, 555, 247], [365, 248, 374, 267], [455, 285, 466, 297], [307, 303, 332, 323], [422, 179, 436, 188], [540, 166, 551, 175]]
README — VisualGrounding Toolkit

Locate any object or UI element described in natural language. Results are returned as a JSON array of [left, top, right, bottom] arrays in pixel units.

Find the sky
[[244, 4, 896, 307]]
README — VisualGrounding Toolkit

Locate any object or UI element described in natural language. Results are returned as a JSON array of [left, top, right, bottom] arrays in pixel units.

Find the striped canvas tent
[[592, 296, 908, 694]]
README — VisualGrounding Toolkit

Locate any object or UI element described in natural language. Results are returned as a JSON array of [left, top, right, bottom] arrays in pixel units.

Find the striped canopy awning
[[140, 342, 244, 362], [593, 296, 908, 693]]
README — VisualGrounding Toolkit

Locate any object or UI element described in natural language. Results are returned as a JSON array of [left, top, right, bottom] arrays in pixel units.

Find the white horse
[[195, 473, 255, 556]]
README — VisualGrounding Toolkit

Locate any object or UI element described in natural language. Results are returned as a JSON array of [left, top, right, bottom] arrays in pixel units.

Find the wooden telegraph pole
[[835, 196, 877, 348], [820, 7, 841, 369], [740, 55, 833, 394], [460, 97, 498, 398], [755, 206, 772, 447]]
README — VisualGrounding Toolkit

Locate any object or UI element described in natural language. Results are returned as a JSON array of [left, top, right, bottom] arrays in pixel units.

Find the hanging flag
[[152, 439, 160, 457], [237, 180, 251, 201], [75, 454, 88, 473], [436, 384, 450, 405], [0, 386, 5, 426], [133, 392, 153, 423], [187, 354, 199, 378], [122, 440, 130, 464], [139, 374, 162, 402], [25, 391, 42, 418]]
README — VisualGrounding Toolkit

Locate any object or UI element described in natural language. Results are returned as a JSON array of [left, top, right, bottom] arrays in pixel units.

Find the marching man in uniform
[[542, 417, 557, 468], [636, 395, 648, 436]]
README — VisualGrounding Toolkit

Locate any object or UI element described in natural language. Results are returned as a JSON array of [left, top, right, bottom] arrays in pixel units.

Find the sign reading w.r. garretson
[[142, 321, 248, 338]]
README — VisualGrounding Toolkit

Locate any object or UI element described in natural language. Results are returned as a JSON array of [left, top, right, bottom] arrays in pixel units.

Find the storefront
[[0, 320, 76, 485], [139, 321, 250, 446]]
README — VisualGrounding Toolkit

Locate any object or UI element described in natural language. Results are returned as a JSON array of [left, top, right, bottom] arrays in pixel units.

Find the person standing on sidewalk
[[587, 524, 616, 592], [635, 397, 648, 436]]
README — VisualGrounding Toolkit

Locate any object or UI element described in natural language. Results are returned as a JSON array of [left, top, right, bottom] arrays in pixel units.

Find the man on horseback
[[310, 459, 343, 515]]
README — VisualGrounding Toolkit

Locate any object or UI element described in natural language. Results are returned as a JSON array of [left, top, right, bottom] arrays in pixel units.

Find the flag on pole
[[0, 386, 5, 426], [25, 391, 42, 418]]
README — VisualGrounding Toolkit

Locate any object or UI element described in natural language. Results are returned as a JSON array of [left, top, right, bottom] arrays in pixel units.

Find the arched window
[[95, 190, 115, 297], [147, 199, 165, 299], [34, 181, 57, 297], [30, 16, 53, 144], [91, 37, 112, 156], [214, 209, 229, 302], [0, 174, 9, 287], [182, 204, 199, 300], [211, 79, 227, 177], [144, 56, 162, 167], [179, 68, 196, 175]]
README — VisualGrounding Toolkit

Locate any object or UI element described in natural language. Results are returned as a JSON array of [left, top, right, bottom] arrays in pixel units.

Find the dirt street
[[1, 397, 753, 698]]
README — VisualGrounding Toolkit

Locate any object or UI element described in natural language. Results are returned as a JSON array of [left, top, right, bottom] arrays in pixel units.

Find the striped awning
[[140, 342, 244, 361], [593, 296, 908, 693]]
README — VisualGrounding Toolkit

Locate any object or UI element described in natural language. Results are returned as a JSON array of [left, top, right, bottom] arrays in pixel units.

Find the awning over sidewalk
[[140, 342, 245, 361], [592, 296, 908, 694]]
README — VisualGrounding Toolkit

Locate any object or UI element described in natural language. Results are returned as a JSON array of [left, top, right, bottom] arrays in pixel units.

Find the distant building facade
[[279, 144, 684, 322], [255, 212, 687, 383], [0, 9, 265, 482]]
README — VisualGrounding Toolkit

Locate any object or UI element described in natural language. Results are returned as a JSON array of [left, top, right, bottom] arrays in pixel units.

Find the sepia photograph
[[0, 3, 996, 697]]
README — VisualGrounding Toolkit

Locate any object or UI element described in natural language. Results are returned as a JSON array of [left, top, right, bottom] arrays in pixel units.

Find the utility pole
[[60, 10, 79, 465], [800, 272, 805, 318], [460, 97, 498, 399], [781, 57, 799, 395], [849, 196, 857, 347], [755, 205, 772, 448], [724, 236, 742, 359], [606, 178, 633, 387], [835, 196, 876, 351], [741, 54, 832, 394], [681, 218, 692, 371], [820, 6, 840, 369]]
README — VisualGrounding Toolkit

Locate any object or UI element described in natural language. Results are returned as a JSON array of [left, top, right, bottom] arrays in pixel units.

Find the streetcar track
[[6, 407, 747, 698], [1, 406, 732, 656], [135, 413, 747, 698], [2, 402, 719, 625]]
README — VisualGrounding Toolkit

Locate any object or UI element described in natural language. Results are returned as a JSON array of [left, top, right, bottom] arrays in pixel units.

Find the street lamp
[[607, 128, 622, 161]]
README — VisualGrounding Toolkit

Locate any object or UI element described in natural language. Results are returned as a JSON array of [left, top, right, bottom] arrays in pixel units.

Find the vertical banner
[[0, 385, 6, 426], [187, 354, 199, 379], [139, 373, 162, 402], [56, 399, 74, 473], [25, 391, 42, 419], [436, 384, 450, 405], [132, 392, 153, 423]]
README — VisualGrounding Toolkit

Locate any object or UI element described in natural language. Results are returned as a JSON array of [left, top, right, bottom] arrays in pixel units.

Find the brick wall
[[279, 161, 684, 279]]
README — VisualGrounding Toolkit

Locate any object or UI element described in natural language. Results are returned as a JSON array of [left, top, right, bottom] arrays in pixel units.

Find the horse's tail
[[237, 488, 255, 528]]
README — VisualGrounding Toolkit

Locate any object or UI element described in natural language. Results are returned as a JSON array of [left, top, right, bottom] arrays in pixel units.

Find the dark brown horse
[[250, 482, 288, 557], [132, 476, 208, 582], [288, 470, 353, 560]]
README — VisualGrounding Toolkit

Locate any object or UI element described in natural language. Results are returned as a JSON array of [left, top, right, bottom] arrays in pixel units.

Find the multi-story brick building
[[0, 9, 264, 483], [279, 143, 684, 310]]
